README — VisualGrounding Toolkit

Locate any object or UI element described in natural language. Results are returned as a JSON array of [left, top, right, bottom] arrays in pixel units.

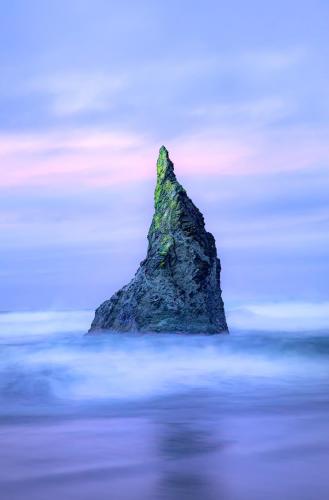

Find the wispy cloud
[[30, 72, 126, 116], [189, 96, 292, 126], [240, 47, 305, 72]]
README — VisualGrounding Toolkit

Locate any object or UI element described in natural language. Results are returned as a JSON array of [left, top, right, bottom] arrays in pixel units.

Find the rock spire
[[89, 147, 228, 334]]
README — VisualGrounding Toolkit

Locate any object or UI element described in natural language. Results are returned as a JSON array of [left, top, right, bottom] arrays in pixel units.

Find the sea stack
[[89, 146, 228, 334]]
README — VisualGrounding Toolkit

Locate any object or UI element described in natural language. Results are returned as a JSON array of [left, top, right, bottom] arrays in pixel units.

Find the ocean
[[0, 307, 329, 500]]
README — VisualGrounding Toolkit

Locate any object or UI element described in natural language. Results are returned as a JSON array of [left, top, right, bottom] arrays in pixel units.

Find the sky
[[1, 0, 329, 310]]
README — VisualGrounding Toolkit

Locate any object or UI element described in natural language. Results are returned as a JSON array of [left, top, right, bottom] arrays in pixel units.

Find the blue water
[[0, 310, 329, 499]]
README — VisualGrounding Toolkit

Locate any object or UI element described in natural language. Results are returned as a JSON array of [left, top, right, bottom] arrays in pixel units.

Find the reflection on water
[[0, 311, 329, 499], [158, 419, 226, 500]]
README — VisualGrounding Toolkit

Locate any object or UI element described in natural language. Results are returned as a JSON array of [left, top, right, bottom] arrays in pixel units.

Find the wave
[[1, 300, 328, 339], [229, 301, 329, 331], [0, 307, 328, 416], [0, 310, 93, 337]]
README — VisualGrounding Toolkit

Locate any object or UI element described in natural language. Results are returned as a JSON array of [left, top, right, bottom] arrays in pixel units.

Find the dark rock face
[[89, 146, 228, 334]]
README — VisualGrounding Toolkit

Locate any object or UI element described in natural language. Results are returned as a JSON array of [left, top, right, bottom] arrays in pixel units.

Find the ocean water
[[0, 308, 329, 500]]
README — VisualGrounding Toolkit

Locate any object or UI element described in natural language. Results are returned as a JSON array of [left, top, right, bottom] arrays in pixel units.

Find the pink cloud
[[0, 130, 153, 187], [0, 127, 328, 189], [173, 127, 329, 176]]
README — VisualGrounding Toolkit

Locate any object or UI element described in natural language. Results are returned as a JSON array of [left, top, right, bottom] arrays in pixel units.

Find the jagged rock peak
[[89, 147, 228, 334], [157, 145, 175, 181]]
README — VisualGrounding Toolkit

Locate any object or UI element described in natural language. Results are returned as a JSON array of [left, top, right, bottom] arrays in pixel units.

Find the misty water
[[1, 309, 329, 500]]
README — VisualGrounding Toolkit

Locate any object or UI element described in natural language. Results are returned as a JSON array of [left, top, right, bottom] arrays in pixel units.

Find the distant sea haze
[[1, 301, 328, 337]]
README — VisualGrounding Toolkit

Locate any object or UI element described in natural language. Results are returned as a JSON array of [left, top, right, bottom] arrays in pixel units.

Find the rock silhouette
[[89, 146, 228, 334]]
